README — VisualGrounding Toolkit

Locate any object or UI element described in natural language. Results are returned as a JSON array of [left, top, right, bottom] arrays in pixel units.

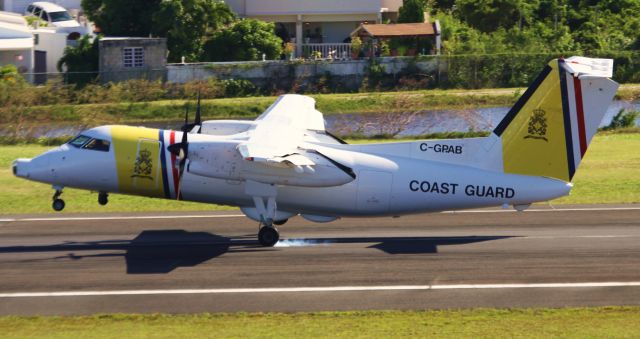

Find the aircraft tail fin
[[493, 57, 619, 182]]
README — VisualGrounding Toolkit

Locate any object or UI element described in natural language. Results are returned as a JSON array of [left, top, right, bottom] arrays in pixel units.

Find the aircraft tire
[[258, 226, 279, 247], [98, 192, 108, 206], [52, 199, 65, 212]]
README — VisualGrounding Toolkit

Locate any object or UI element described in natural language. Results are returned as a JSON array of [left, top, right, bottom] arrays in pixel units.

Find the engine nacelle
[[301, 214, 338, 223], [187, 141, 355, 187]]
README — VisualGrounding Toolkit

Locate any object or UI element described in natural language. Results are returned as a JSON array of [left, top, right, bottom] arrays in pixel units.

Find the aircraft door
[[357, 170, 392, 213]]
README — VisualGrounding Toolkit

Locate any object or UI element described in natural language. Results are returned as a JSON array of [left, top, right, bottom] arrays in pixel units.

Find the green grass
[[1, 307, 639, 338], [351, 133, 640, 205], [1, 133, 638, 214], [553, 132, 640, 204]]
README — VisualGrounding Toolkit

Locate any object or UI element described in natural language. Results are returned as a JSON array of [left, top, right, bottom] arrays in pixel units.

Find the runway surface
[[1, 204, 640, 315]]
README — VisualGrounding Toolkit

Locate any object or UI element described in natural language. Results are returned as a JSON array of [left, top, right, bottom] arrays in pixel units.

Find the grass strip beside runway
[[0, 133, 638, 214], [1, 307, 639, 338]]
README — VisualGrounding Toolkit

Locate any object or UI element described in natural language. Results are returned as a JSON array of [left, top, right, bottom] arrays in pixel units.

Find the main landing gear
[[258, 222, 279, 247], [246, 181, 282, 247], [52, 188, 64, 212]]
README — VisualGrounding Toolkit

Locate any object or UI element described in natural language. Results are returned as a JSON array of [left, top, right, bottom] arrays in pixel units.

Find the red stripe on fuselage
[[573, 77, 588, 157], [170, 131, 180, 198]]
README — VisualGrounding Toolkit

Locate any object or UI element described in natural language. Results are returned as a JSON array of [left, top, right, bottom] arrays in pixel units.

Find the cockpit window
[[68, 135, 91, 148], [68, 135, 110, 152], [82, 138, 111, 152]]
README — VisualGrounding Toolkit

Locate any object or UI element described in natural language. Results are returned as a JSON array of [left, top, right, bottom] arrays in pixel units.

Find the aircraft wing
[[237, 94, 325, 167]]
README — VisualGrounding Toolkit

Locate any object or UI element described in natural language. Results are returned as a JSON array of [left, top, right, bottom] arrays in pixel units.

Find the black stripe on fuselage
[[558, 60, 576, 180], [493, 65, 553, 136]]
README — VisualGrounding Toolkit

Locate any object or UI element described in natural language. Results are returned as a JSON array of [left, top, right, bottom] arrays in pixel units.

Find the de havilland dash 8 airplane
[[13, 57, 618, 246]]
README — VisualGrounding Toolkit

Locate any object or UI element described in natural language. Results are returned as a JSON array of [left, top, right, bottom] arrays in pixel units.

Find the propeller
[[168, 107, 191, 200], [180, 92, 202, 134], [168, 92, 204, 199]]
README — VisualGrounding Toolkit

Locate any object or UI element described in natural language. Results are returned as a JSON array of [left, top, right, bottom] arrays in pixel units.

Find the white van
[[24, 1, 84, 36]]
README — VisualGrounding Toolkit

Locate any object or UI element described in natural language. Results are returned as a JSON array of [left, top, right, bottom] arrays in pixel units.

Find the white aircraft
[[13, 57, 618, 246]]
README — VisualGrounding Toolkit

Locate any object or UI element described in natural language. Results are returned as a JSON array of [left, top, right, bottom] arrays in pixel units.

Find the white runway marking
[[2, 282, 640, 298], [1, 206, 638, 223]]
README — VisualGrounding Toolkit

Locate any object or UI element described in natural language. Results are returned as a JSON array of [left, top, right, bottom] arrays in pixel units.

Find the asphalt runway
[[1, 205, 640, 316]]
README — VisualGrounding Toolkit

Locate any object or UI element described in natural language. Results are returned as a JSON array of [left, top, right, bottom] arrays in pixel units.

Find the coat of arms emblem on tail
[[525, 109, 548, 141]]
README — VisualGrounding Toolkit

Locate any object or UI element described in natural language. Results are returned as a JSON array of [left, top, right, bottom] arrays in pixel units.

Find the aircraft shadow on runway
[[0, 230, 260, 274], [287, 235, 514, 254], [0, 230, 514, 274]]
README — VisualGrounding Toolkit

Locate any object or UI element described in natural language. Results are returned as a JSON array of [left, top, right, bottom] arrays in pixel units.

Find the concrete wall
[[33, 28, 66, 73], [99, 38, 167, 83], [167, 57, 439, 91], [381, 0, 402, 11]]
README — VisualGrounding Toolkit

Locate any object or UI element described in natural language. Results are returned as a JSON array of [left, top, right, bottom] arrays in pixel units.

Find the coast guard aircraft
[[13, 57, 618, 246]]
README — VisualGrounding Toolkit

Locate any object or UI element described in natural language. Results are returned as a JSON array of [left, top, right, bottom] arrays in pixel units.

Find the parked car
[[24, 2, 86, 37]]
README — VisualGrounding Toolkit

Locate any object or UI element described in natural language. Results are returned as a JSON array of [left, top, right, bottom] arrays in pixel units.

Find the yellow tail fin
[[494, 57, 619, 182]]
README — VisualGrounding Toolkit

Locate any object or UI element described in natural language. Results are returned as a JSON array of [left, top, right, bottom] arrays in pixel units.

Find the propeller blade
[[167, 128, 190, 200], [195, 91, 202, 130], [176, 156, 187, 200]]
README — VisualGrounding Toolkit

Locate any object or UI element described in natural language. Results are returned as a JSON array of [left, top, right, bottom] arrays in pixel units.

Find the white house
[[224, 0, 402, 57], [0, 11, 33, 77], [1, 10, 81, 83]]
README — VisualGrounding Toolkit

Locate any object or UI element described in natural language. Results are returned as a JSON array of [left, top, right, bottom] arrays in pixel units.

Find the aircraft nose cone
[[12, 158, 32, 178]]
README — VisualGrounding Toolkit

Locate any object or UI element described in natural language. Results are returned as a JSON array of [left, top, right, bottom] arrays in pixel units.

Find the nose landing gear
[[52, 188, 65, 212], [98, 192, 109, 206]]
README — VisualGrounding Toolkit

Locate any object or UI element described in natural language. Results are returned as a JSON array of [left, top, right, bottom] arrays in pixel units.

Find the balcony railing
[[301, 43, 352, 59]]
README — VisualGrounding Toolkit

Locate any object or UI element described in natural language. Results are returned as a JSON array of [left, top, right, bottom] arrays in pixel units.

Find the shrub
[[603, 109, 639, 131], [221, 79, 257, 97]]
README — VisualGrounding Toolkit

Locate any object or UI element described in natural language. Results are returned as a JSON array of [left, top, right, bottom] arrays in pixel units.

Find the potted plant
[[351, 36, 363, 60], [283, 42, 295, 60]]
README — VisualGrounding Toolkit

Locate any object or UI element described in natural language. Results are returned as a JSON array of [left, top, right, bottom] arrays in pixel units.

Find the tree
[[398, 0, 426, 23], [152, 0, 235, 62], [202, 19, 283, 62], [57, 35, 100, 86], [455, 0, 539, 33], [81, 0, 161, 36]]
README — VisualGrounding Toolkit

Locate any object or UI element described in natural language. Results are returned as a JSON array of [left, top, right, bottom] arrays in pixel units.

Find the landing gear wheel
[[258, 226, 279, 247], [52, 199, 65, 212], [98, 192, 109, 206], [274, 219, 288, 226]]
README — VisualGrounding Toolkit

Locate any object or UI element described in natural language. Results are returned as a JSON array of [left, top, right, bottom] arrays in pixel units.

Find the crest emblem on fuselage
[[132, 149, 153, 180], [524, 109, 548, 141]]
